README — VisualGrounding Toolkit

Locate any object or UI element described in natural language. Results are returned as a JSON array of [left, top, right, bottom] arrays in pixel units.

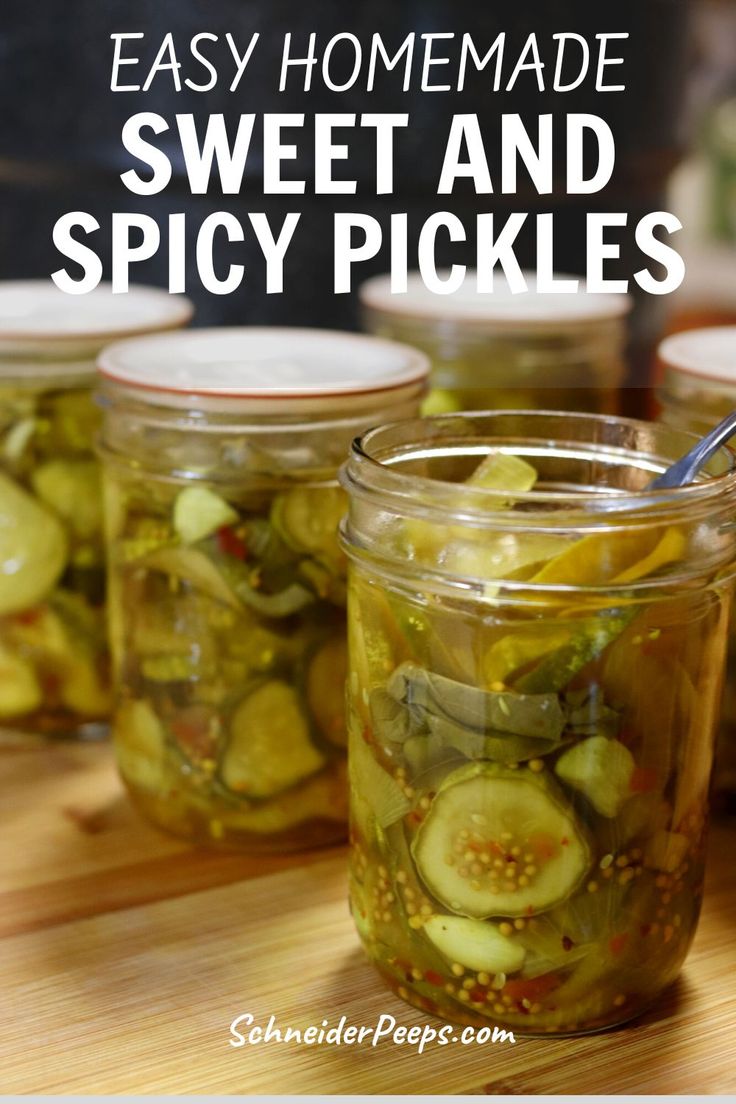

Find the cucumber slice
[[465, 453, 538, 495], [142, 546, 242, 610], [222, 680, 325, 797], [514, 612, 635, 694], [412, 762, 591, 918], [172, 487, 238, 544], [32, 459, 102, 540], [441, 534, 568, 592], [388, 662, 566, 741], [531, 530, 662, 587], [483, 626, 574, 687], [114, 699, 167, 792], [0, 644, 42, 718], [555, 736, 635, 818], [307, 634, 348, 746], [221, 761, 347, 834], [0, 472, 67, 614], [270, 486, 346, 565], [423, 914, 526, 974]]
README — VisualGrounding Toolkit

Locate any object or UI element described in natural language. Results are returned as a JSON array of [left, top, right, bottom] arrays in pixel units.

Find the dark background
[[1, 0, 691, 339]]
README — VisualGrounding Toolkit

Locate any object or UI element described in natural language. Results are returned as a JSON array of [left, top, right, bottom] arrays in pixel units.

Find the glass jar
[[359, 271, 631, 416], [657, 325, 736, 809], [98, 327, 428, 851], [0, 281, 192, 738], [340, 411, 736, 1035]]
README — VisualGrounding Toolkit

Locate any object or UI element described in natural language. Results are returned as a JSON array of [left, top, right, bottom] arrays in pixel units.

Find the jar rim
[[0, 281, 192, 341], [359, 270, 632, 329], [659, 326, 736, 387], [97, 327, 430, 414], [342, 410, 736, 529]]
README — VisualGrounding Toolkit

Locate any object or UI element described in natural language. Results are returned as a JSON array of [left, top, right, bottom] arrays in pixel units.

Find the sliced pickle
[[221, 679, 325, 798], [412, 762, 591, 918], [0, 472, 67, 614]]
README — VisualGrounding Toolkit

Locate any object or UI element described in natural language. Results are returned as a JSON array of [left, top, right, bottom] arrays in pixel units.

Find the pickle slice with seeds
[[412, 762, 590, 919]]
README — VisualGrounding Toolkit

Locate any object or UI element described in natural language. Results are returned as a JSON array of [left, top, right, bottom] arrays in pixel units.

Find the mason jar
[[97, 328, 428, 851], [0, 281, 192, 739], [340, 410, 736, 1034], [657, 325, 736, 809], [359, 272, 631, 416]]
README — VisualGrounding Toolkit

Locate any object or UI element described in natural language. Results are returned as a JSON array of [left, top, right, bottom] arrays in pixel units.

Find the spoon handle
[[648, 410, 736, 490]]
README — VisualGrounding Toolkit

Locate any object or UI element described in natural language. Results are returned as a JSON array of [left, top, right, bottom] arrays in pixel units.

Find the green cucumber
[[412, 762, 591, 919], [32, 459, 102, 541], [0, 472, 67, 614], [114, 699, 168, 792], [221, 680, 325, 798], [270, 485, 346, 565], [172, 486, 238, 544], [555, 736, 635, 818], [514, 611, 636, 694], [423, 914, 526, 974], [388, 662, 566, 741], [483, 626, 574, 687], [220, 761, 347, 835], [465, 452, 538, 495], [0, 644, 42, 718]]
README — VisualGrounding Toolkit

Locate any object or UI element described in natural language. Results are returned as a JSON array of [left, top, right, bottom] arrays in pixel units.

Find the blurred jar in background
[[98, 328, 428, 850], [360, 272, 631, 416], [657, 325, 736, 810], [0, 282, 192, 739]]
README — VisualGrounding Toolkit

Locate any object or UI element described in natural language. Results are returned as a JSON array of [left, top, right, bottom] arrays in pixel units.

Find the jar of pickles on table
[[340, 411, 736, 1034], [98, 328, 428, 850], [657, 326, 736, 809], [0, 281, 192, 738], [359, 271, 631, 416]]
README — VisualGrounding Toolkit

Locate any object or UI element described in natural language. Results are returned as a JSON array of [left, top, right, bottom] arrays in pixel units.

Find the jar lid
[[98, 327, 430, 414], [0, 281, 193, 368], [359, 270, 632, 328], [659, 326, 736, 385]]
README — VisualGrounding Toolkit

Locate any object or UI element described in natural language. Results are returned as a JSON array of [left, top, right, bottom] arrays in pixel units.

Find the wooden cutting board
[[1, 738, 735, 1095]]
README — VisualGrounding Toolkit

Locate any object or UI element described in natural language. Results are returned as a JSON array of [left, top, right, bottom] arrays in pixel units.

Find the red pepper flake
[[217, 525, 247, 560], [560, 837, 570, 847], [640, 923, 652, 937], [15, 608, 43, 625], [469, 987, 488, 1003], [504, 974, 561, 1002], [629, 767, 658, 794], [609, 933, 629, 956], [561, 935, 574, 952], [425, 970, 444, 987]]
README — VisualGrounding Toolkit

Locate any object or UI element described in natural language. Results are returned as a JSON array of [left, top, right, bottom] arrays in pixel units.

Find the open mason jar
[[359, 272, 631, 417], [97, 328, 428, 851], [0, 281, 192, 739], [340, 411, 736, 1034], [658, 326, 736, 809]]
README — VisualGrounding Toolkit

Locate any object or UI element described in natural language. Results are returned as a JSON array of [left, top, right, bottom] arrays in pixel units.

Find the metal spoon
[[648, 409, 736, 489]]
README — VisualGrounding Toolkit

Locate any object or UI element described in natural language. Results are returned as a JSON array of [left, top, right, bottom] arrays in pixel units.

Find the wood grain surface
[[1, 739, 735, 1096]]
